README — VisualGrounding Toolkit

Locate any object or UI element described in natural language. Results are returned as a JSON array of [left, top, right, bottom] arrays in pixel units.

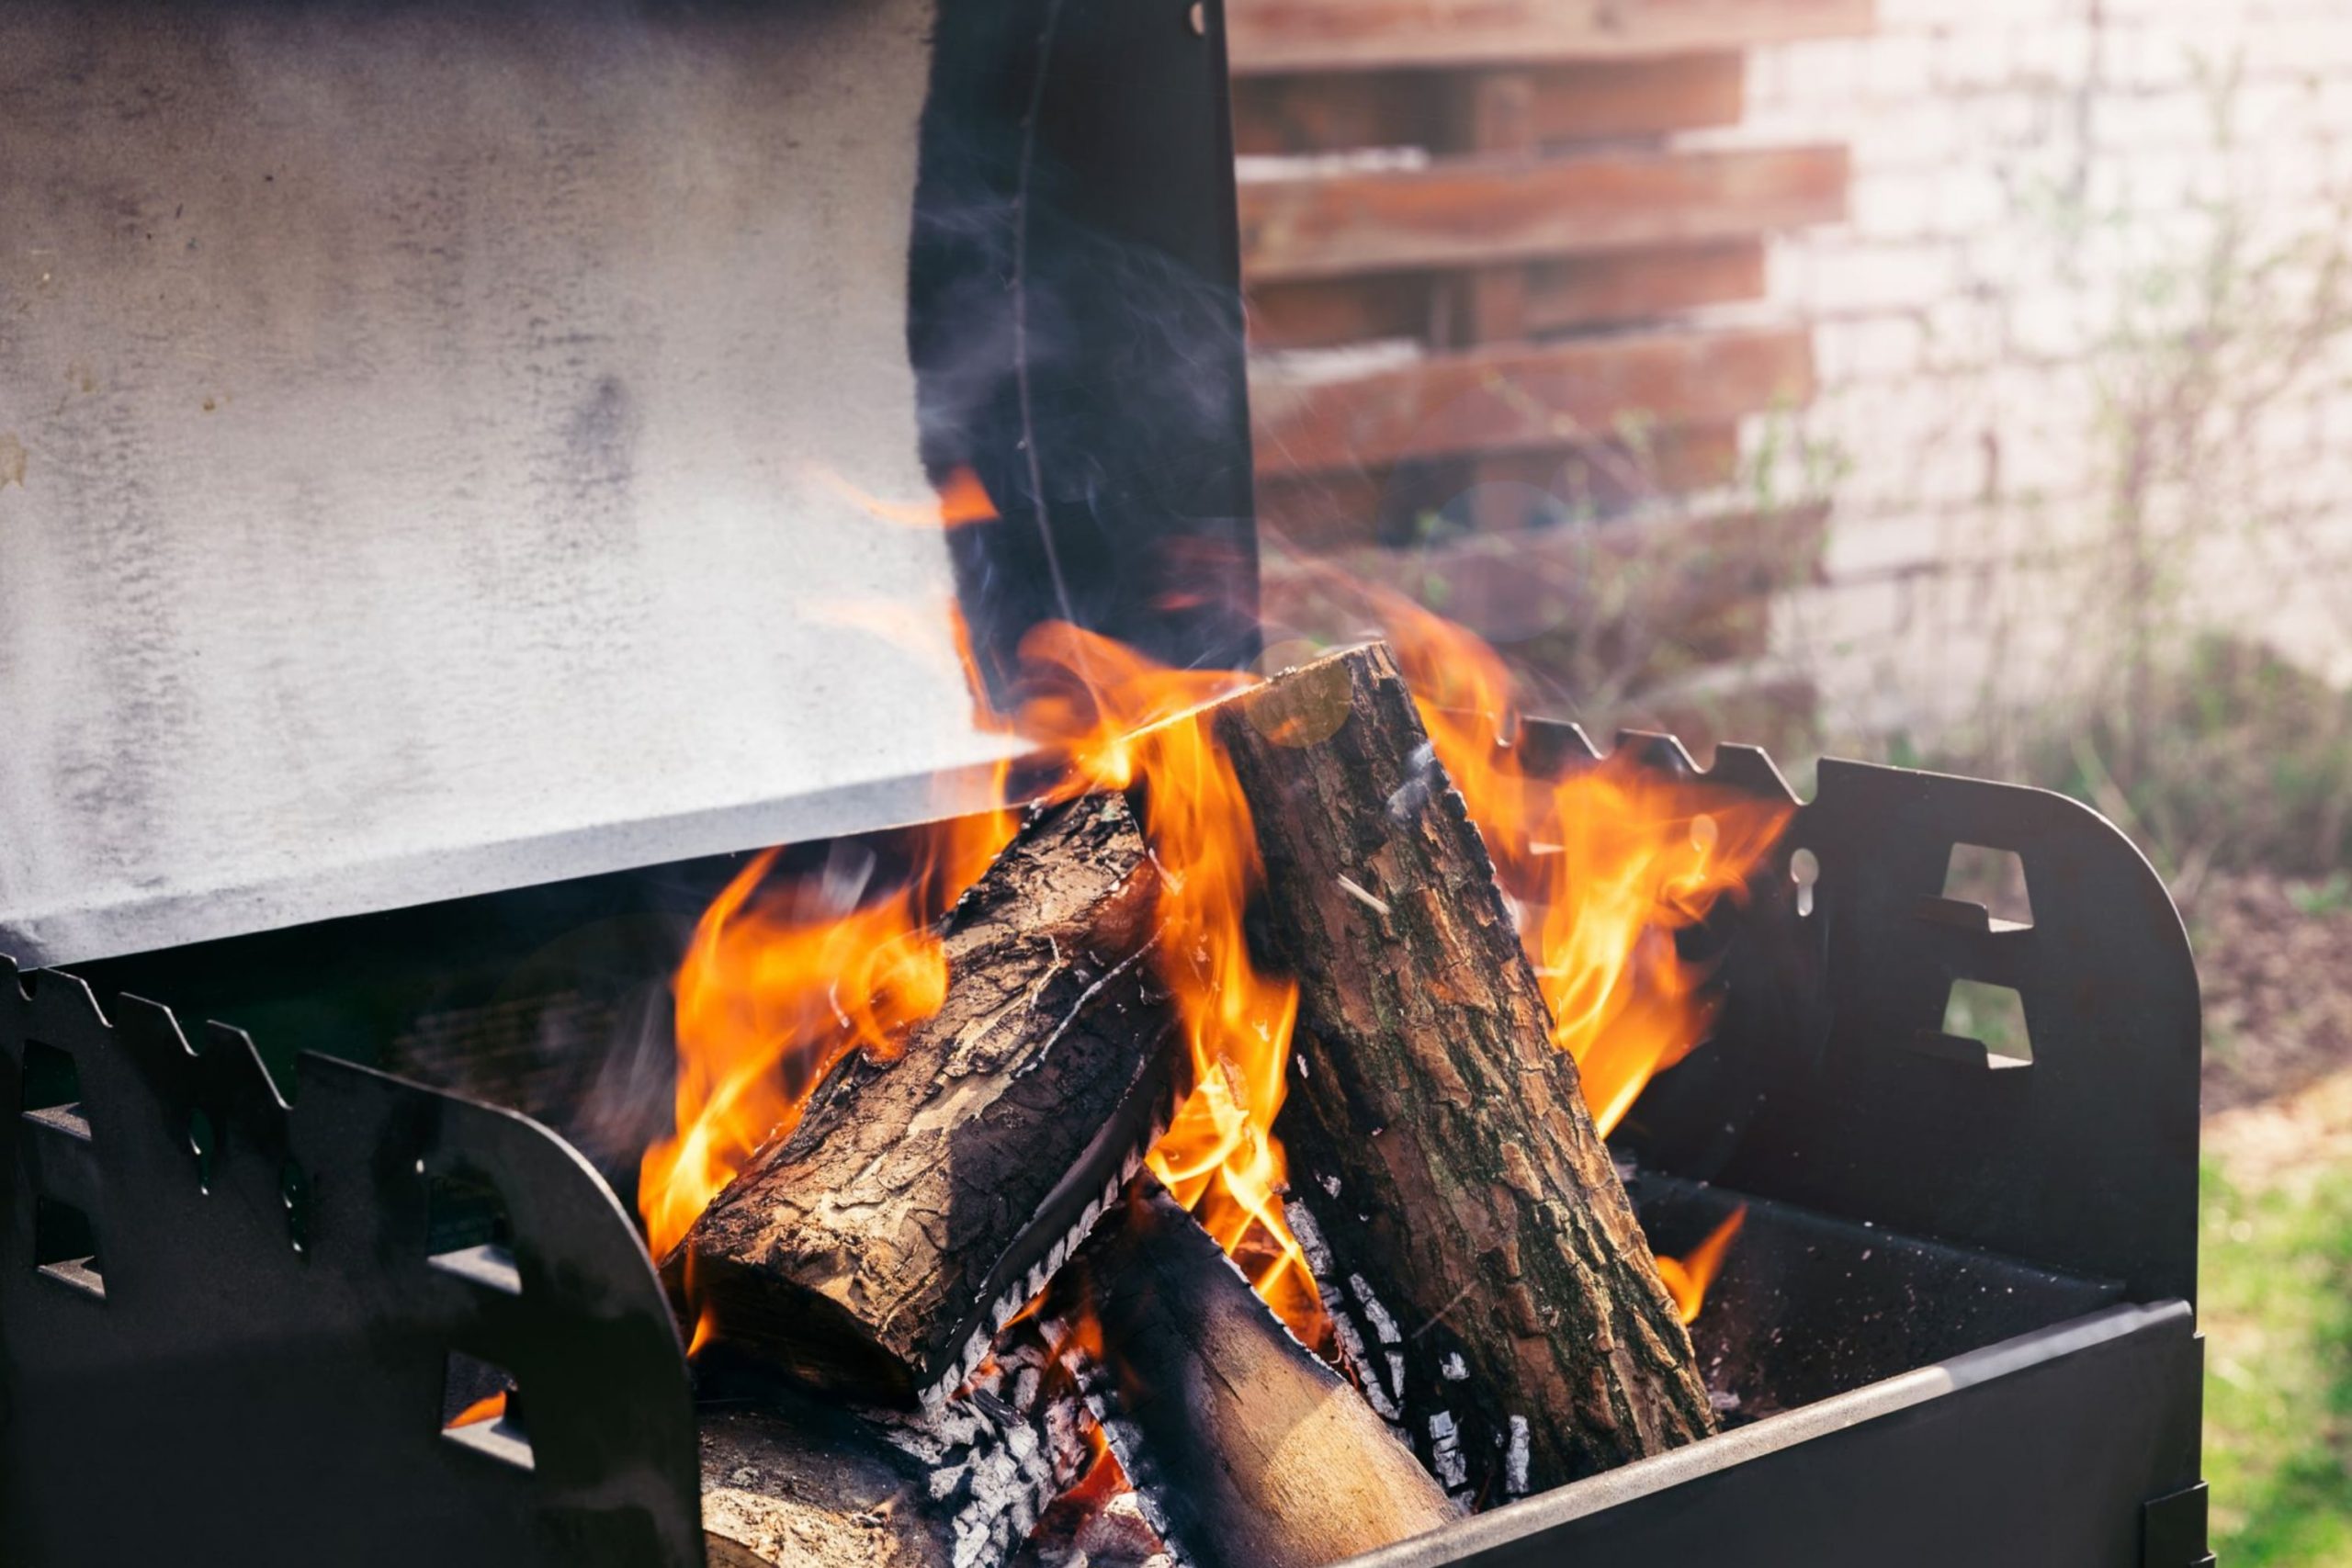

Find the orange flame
[[1370, 593, 1792, 1136], [813, 463, 1000, 528], [687, 1303, 719, 1359], [636, 613, 1317, 1335], [637, 807, 1014, 1260], [646, 457, 1782, 1358], [1014, 623, 1323, 1337], [446, 1390, 507, 1429], [636, 453, 1019, 1262], [1655, 1206, 1747, 1325]]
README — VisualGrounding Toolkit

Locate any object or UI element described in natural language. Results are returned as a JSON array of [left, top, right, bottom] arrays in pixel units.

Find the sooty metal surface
[[1, 0, 1256, 972], [1629, 1173, 2122, 1422], [1351, 1300, 2205, 1568], [0, 956, 701, 1568], [1517, 728, 2202, 1312]]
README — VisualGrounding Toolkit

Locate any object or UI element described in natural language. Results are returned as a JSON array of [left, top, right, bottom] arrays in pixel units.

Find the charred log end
[[674, 1243, 922, 1407], [1074, 1189, 1462, 1568]]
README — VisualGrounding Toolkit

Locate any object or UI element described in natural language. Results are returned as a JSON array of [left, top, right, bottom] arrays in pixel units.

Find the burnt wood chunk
[[1214, 643, 1716, 1495], [1069, 1189, 1462, 1568], [701, 1403, 959, 1568], [695, 1248, 1115, 1568], [674, 795, 1180, 1404]]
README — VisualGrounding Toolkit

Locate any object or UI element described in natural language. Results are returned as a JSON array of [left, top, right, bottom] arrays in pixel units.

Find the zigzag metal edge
[[0, 948, 708, 1567]]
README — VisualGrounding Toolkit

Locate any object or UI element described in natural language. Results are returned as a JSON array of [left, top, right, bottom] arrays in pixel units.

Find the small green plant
[[2288, 873, 2352, 919], [2006, 635, 2352, 884]]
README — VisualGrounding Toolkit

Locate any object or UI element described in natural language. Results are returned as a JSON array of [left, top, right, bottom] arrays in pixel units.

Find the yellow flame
[[1370, 591, 1792, 1136], [1656, 1206, 1747, 1324], [1015, 622, 1323, 1337]]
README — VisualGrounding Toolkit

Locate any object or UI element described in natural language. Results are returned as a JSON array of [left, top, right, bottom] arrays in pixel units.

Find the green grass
[[2201, 1157, 2352, 1563]]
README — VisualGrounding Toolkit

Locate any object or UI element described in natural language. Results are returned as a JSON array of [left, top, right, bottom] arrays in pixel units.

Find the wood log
[[1229, 56, 1744, 158], [1065, 1189, 1461, 1568], [1211, 643, 1717, 1497], [697, 1303, 1113, 1568], [701, 1401, 960, 1568], [673, 795, 1182, 1404]]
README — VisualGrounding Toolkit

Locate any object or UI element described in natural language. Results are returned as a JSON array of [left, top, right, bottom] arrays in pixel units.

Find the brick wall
[[1720, 0, 2352, 743]]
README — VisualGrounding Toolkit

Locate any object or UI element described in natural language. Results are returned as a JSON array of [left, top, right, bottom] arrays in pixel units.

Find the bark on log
[[1066, 1189, 1461, 1568], [1213, 642, 1715, 1497], [673, 795, 1181, 1404]]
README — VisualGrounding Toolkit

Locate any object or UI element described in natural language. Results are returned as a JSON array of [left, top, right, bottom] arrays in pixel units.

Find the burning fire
[[1655, 1207, 1747, 1325], [1369, 592, 1792, 1140], [1013, 623, 1321, 1335], [638, 464, 1019, 1269], [641, 468, 1785, 1345], [637, 803, 1014, 1262], [640, 460, 1317, 1336]]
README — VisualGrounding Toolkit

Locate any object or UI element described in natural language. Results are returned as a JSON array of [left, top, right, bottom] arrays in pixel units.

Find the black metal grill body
[[0, 962, 703, 1568], [5, 741, 2210, 1568]]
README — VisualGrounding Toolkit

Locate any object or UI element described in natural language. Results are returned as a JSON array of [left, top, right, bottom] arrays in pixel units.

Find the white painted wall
[[1723, 0, 2352, 740]]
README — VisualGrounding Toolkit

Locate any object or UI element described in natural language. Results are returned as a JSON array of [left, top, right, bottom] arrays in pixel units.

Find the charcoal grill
[[1, 5, 2204, 1566]]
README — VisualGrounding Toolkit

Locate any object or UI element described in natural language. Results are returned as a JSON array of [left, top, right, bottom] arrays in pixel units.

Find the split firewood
[[672, 794, 1182, 1404], [1061, 1189, 1461, 1568], [698, 1305, 1112, 1568], [676, 642, 1704, 1507], [1212, 643, 1716, 1496], [701, 1399, 959, 1568]]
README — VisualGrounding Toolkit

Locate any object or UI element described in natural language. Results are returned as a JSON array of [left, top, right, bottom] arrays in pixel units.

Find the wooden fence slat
[[1250, 325, 1813, 475], [1527, 54, 1747, 145], [1234, 73, 1427, 157], [1231, 55, 1745, 156], [1249, 275, 1431, 351], [1240, 144, 1846, 282], [1261, 500, 1827, 646], [1253, 423, 1743, 547], [1521, 241, 1767, 333], [1246, 241, 1768, 351], [1225, 0, 1873, 74]]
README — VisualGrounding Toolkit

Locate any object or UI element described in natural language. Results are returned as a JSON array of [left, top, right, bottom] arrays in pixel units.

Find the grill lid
[[0, 0, 1257, 967]]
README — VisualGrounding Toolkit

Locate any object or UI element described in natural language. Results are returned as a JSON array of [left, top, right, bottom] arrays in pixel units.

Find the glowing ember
[[1656, 1206, 1747, 1325], [1369, 592, 1792, 1138], [446, 1390, 507, 1429]]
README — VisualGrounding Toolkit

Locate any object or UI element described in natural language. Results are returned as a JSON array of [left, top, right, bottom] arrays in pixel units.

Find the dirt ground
[[2194, 872, 2352, 1117]]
